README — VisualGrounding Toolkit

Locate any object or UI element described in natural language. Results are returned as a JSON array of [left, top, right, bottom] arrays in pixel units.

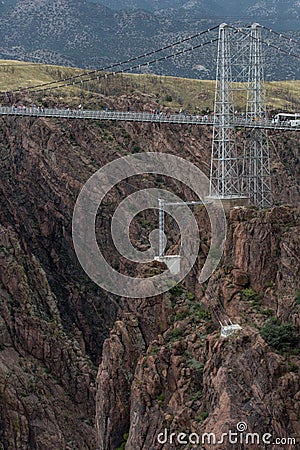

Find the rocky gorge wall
[[0, 113, 298, 449], [96, 205, 300, 450]]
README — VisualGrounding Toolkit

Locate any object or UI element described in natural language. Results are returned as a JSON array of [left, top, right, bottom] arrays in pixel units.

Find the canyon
[[0, 93, 299, 449]]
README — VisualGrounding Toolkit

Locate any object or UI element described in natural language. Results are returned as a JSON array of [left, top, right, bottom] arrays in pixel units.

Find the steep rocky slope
[[0, 98, 299, 449], [0, 224, 96, 449], [96, 206, 300, 450]]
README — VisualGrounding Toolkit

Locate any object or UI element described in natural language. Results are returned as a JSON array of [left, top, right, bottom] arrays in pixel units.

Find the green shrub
[[185, 291, 195, 300], [170, 284, 184, 297], [167, 328, 183, 341], [260, 319, 298, 352], [175, 311, 188, 321], [241, 287, 259, 301], [116, 432, 129, 450], [261, 308, 274, 317], [157, 393, 165, 403], [190, 302, 211, 322], [242, 287, 261, 311], [187, 358, 204, 375], [149, 346, 157, 355], [198, 411, 209, 421], [295, 290, 300, 305], [191, 390, 203, 401], [169, 313, 175, 324], [131, 145, 141, 153], [289, 362, 298, 373]]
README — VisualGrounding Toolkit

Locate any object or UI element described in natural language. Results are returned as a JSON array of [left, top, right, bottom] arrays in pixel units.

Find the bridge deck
[[0, 106, 299, 131]]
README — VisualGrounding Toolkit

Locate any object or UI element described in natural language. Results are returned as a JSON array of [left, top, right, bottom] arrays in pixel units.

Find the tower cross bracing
[[209, 23, 273, 208]]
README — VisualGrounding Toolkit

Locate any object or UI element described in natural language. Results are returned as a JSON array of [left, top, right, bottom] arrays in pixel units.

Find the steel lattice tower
[[242, 23, 272, 207], [209, 23, 272, 208], [209, 23, 240, 199]]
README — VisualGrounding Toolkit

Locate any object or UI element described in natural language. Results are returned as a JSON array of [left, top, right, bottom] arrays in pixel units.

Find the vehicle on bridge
[[272, 112, 300, 127]]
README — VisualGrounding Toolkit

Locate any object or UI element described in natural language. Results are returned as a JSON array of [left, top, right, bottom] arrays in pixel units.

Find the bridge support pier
[[205, 195, 249, 214]]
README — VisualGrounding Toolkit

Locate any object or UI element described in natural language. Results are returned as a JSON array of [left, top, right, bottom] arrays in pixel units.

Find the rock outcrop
[[0, 224, 96, 449], [96, 206, 300, 450]]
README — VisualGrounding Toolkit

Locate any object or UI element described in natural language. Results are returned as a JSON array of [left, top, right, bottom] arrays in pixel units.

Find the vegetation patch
[[157, 393, 165, 405], [189, 301, 212, 323], [167, 328, 184, 341], [241, 287, 259, 302], [169, 284, 184, 297], [190, 390, 203, 401], [116, 433, 129, 450], [186, 358, 204, 375], [260, 319, 299, 352], [198, 411, 209, 421]]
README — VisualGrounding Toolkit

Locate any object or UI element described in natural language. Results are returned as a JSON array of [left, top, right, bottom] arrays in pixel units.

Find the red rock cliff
[[0, 111, 298, 449]]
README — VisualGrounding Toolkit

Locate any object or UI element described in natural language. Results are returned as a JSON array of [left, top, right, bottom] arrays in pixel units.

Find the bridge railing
[[0, 106, 215, 124], [0, 106, 299, 130]]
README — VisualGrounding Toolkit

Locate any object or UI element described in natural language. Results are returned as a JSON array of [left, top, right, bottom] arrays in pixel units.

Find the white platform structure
[[220, 319, 242, 338]]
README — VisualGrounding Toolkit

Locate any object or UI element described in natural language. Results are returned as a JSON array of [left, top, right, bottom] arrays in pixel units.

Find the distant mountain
[[2, 0, 300, 27], [91, 0, 300, 29], [0, 0, 299, 80]]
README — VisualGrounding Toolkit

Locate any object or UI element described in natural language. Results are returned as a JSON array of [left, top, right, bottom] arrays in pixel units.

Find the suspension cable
[[5, 37, 219, 96], [260, 25, 300, 46], [229, 25, 300, 60], [1, 24, 220, 96]]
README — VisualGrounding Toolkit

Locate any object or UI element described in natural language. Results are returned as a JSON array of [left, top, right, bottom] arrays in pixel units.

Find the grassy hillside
[[0, 60, 299, 113]]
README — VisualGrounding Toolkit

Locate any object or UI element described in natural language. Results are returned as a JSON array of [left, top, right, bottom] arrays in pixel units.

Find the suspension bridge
[[0, 22, 299, 210], [0, 106, 298, 130]]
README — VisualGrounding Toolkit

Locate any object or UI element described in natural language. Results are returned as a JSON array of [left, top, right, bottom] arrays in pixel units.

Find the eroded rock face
[[0, 109, 298, 449], [96, 206, 300, 450], [96, 315, 146, 449], [0, 113, 216, 448], [0, 224, 96, 449]]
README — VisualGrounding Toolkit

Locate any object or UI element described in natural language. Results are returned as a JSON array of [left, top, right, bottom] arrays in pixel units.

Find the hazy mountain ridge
[[2, 0, 300, 25], [0, 0, 299, 79], [91, 0, 300, 27]]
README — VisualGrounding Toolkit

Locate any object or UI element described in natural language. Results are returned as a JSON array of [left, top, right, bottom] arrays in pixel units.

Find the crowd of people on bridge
[[1, 102, 296, 127], [3, 102, 216, 121]]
